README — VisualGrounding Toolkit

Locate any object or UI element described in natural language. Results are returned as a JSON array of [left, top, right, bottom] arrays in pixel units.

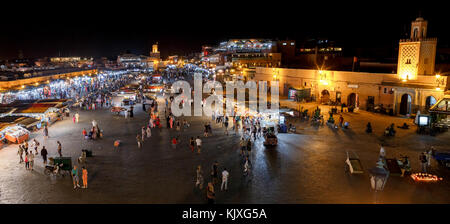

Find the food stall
[[428, 95, 450, 134], [151, 74, 163, 83], [17, 117, 41, 131], [2, 125, 30, 144], [11, 103, 60, 125], [144, 84, 164, 93], [0, 124, 10, 148]]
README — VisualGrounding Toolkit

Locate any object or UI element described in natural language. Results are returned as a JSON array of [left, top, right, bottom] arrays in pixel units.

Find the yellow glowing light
[[319, 79, 329, 85], [402, 79, 407, 82], [436, 74, 441, 78], [319, 70, 323, 74], [21, 85, 25, 88], [436, 87, 441, 91]]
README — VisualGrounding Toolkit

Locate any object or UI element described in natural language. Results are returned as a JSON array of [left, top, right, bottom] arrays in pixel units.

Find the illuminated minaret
[[150, 42, 160, 59], [397, 17, 437, 80]]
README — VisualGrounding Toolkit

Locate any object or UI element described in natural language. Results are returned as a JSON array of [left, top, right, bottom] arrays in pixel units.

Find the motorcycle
[[44, 163, 65, 177], [288, 124, 296, 133]]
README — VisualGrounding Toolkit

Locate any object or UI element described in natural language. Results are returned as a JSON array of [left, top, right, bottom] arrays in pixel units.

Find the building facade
[[253, 17, 448, 116]]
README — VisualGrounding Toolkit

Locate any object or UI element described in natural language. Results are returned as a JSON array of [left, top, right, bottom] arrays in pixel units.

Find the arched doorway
[[347, 93, 358, 107], [399, 94, 412, 115], [321, 89, 330, 103], [425, 96, 437, 110]]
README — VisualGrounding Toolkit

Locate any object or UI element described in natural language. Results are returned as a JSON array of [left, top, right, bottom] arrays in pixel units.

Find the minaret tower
[[397, 17, 437, 80]]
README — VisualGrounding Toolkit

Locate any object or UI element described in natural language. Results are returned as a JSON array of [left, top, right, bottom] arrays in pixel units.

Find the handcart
[[345, 151, 364, 174]]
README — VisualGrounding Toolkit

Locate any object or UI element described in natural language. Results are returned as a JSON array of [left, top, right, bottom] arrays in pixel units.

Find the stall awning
[[429, 96, 450, 115]]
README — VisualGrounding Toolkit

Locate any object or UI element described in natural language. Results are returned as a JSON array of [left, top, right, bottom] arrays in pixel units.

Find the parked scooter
[[44, 163, 64, 177]]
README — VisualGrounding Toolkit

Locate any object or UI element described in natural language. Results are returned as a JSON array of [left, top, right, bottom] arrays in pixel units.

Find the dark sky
[[0, 2, 449, 60]]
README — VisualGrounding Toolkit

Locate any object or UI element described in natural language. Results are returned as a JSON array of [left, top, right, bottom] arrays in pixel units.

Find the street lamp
[[435, 74, 445, 91], [369, 159, 389, 204]]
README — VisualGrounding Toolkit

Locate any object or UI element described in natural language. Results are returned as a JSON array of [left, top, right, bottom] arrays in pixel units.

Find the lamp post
[[272, 68, 279, 81], [369, 159, 390, 204], [435, 74, 445, 91]]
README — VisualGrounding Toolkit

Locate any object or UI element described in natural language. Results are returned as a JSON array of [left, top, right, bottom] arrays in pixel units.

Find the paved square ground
[[1, 95, 450, 204]]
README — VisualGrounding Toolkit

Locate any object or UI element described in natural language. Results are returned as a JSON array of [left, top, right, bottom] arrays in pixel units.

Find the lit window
[[283, 43, 287, 46], [290, 42, 294, 46]]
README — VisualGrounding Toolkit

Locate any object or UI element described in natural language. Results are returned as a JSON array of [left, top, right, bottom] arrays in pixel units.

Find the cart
[[345, 151, 364, 174], [433, 151, 450, 168], [384, 158, 402, 176]]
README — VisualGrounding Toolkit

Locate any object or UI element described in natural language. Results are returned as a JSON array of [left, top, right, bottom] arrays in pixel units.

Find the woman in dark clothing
[[41, 146, 48, 164]]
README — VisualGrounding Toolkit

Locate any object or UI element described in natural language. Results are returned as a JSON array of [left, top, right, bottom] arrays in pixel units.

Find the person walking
[[24, 152, 29, 170], [72, 165, 80, 189], [189, 137, 195, 152], [196, 165, 204, 190], [57, 141, 62, 157], [211, 161, 219, 185], [18, 144, 24, 163], [246, 138, 252, 159], [379, 143, 386, 159], [141, 127, 146, 142], [43, 125, 49, 138], [240, 138, 246, 156], [75, 112, 79, 123], [28, 151, 35, 171], [206, 182, 215, 204], [146, 126, 151, 138], [420, 152, 428, 173], [32, 139, 39, 155], [72, 115, 76, 124], [136, 134, 142, 148], [243, 156, 251, 176], [195, 136, 202, 154], [82, 166, 88, 189], [171, 137, 178, 149], [22, 143, 28, 154], [41, 146, 48, 164], [221, 168, 229, 191], [224, 117, 229, 135], [339, 115, 344, 127]]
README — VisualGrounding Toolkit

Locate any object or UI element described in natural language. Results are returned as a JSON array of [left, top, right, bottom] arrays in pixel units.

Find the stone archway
[[347, 93, 358, 107], [321, 89, 330, 104], [400, 93, 412, 115], [425, 96, 437, 110]]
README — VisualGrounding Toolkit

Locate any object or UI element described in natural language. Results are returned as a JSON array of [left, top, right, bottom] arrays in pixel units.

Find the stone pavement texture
[[0, 95, 449, 204]]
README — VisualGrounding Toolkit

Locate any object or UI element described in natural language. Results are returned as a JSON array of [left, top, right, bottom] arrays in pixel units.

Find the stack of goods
[[3, 125, 30, 144]]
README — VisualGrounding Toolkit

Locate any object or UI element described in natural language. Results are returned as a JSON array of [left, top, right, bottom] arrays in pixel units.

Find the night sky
[[0, 2, 449, 60]]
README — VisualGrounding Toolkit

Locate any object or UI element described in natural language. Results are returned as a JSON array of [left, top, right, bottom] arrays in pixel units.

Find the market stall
[[2, 125, 30, 144], [17, 117, 41, 131], [11, 103, 60, 124], [144, 84, 164, 93]]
